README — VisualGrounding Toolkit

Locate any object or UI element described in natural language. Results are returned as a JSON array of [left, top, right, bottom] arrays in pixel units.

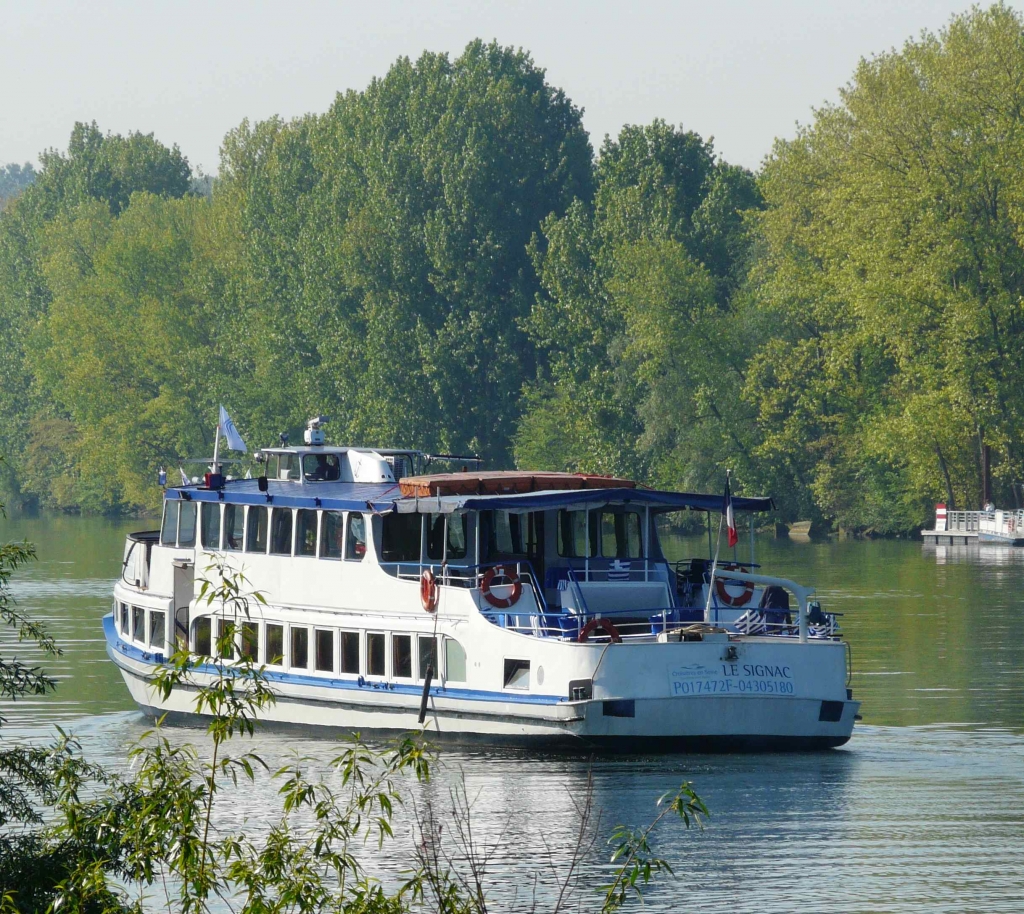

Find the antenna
[[304, 416, 329, 446]]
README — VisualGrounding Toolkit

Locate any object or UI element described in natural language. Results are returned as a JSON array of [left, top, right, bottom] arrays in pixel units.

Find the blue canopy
[[166, 479, 774, 515], [394, 487, 774, 515]]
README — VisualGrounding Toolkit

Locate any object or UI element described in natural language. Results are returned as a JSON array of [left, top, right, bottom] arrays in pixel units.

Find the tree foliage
[[6, 12, 1024, 529], [749, 2, 1024, 529]]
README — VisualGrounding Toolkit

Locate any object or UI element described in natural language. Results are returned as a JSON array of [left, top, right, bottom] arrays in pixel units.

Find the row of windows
[[161, 501, 646, 563], [161, 502, 367, 560], [556, 509, 644, 560], [119, 602, 167, 651], [116, 602, 467, 682]]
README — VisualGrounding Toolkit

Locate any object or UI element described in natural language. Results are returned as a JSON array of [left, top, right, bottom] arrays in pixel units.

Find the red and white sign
[[935, 503, 947, 532]]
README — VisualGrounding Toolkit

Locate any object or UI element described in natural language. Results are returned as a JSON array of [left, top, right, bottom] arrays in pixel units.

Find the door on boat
[[172, 559, 194, 649]]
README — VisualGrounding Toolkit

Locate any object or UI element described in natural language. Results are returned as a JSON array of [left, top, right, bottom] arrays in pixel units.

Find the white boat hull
[[106, 616, 859, 751]]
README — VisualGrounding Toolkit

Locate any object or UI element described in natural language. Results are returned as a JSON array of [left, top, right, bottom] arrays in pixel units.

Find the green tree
[[219, 40, 594, 462], [749, 2, 1024, 529], [0, 163, 36, 209], [0, 125, 192, 510], [520, 121, 765, 498]]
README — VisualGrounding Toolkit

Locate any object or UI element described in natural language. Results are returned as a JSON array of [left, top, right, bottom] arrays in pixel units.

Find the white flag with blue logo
[[219, 405, 247, 453], [607, 559, 631, 581]]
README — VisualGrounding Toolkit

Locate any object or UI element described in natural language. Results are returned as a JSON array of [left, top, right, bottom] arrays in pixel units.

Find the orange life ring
[[420, 569, 439, 613], [577, 617, 622, 643], [480, 565, 522, 609], [714, 564, 755, 607]]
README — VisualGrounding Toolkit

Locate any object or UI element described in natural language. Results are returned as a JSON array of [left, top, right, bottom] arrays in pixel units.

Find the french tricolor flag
[[724, 476, 738, 548]]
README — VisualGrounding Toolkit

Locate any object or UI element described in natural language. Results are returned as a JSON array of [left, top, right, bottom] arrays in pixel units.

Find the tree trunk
[[935, 442, 955, 510]]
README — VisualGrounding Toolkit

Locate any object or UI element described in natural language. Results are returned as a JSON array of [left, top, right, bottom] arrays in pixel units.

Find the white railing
[[945, 511, 980, 532], [978, 509, 1024, 538], [705, 570, 815, 642]]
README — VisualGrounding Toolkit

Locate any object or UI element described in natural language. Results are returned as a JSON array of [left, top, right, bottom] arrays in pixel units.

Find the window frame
[[392, 633, 413, 681], [193, 616, 212, 656], [270, 507, 295, 556], [314, 628, 336, 674], [178, 502, 198, 548], [289, 625, 310, 671], [222, 503, 244, 552], [339, 629, 361, 676], [365, 631, 387, 679], [148, 610, 166, 651], [444, 637, 467, 683], [295, 509, 319, 558], [201, 502, 222, 551], [245, 505, 270, 554], [265, 622, 285, 667], [345, 513, 367, 562], [417, 634, 438, 682], [131, 605, 145, 644], [319, 510, 345, 559], [160, 502, 178, 546]]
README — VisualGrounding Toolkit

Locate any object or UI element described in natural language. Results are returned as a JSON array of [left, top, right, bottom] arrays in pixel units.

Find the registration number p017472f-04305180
[[668, 662, 796, 697]]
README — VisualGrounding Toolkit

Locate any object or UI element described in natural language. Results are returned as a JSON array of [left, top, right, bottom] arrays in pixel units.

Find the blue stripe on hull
[[103, 614, 567, 707]]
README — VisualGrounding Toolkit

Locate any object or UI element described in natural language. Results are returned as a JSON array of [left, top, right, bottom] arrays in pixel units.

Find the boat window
[[120, 602, 130, 635], [494, 510, 525, 555], [216, 619, 236, 660], [201, 503, 222, 550], [149, 611, 165, 649], [340, 631, 360, 674], [302, 453, 341, 481], [556, 510, 597, 558], [277, 453, 298, 481], [291, 626, 309, 669], [246, 506, 269, 553], [132, 606, 145, 642], [296, 510, 318, 557], [381, 512, 420, 563], [427, 513, 445, 561], [240, 622, 259, 662], [623, 512, 643, 558], [418, 635, 437, 680], [367, 632, 386, 677], [320, 511, 345, 558], [193, 617, 212, 656], [445, 638, 466, 682], [178, 502, 197, 547], [447, 514, 468, 560], [428, 514, 468, 561], [270, 509, 293, 556], [265, 623, 284, 665], [503, 658, 530, 690], [315, 629, 334, 672], [392, 634, 413, 678], [223, 504, 244, 551], [599, 510, 643, 558], [160, 502, 178, 546], [346, 514, 367, 561]]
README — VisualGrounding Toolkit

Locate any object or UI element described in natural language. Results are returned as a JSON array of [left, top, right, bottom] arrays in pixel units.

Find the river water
[[2, 513, 1023, 912]]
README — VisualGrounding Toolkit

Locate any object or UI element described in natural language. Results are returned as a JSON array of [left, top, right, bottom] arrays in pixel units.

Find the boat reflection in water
[[107, 418, 859, 751]]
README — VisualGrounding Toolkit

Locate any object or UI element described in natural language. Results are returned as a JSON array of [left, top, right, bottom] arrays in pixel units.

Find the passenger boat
[[107, 419, 859, 751], [977, 507, 1024, 546]]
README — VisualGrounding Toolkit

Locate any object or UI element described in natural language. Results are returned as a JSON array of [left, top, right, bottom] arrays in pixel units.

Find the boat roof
[[164, 477, 774, 514]]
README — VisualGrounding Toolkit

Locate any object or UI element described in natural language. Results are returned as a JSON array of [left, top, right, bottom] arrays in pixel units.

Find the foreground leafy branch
[[1, 550, 709, 912]]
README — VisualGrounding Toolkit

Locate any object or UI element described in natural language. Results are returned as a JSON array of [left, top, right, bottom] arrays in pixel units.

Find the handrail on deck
[[379, 558, 550, 613], [703, 569, 816, 643]]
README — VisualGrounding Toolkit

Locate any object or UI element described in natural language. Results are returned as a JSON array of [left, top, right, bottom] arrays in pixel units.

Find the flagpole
[[705, 468, 731, 625], [212, 422, 221, 475], [704, 512, 724, 625]]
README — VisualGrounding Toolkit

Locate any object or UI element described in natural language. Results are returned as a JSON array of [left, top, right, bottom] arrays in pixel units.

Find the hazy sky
[[3, 1, 1018, 175]]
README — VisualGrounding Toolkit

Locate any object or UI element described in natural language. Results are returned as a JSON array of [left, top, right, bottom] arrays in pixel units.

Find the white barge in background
[[108, 422, 859, 751], [921, 503, 1024, 545]]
